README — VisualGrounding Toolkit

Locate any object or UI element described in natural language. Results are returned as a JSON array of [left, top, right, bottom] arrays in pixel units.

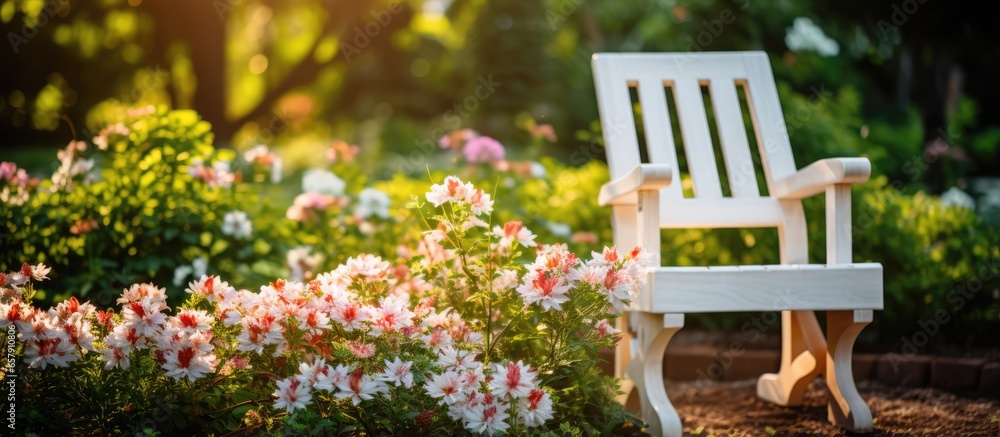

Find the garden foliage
[[2, 176, 650, 435]]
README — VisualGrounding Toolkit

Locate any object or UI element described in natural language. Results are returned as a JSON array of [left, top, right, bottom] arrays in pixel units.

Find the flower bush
[[2, 177, 648, 435]]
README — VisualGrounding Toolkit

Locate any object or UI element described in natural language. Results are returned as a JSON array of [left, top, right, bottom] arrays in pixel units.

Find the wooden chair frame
[[591, 52, 883, 436]]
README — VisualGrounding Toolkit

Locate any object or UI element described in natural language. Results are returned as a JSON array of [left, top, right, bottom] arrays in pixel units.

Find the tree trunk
[[144, 0, 230, 143]]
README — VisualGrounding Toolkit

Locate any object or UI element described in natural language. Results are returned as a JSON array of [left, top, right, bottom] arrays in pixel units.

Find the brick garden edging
[[597, 346, 999, 396]]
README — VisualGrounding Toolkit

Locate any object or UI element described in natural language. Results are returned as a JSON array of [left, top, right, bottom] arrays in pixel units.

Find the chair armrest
[[771, 158, 871, 200], [598, 164, 673, 206]]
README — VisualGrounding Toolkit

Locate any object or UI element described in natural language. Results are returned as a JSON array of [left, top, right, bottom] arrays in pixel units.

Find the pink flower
[[168, 309, 214, 332], [296, 358, 332, 387], [435, 345, 478, 371], [528, 244, 579, 275], [518, 389, 554, 427], [343, 254, 391, 281], [439, 129, 478, 150], [424, 370, 463, 405], [369, 295, 415, 337], [594, 319, 621, 340], [298, 309, 332, 334], [421, 327, 453, 352], [591, 246, 621, 267], [159, 328, 219, 381], [528, 123, 558, 143], [117, 283, 168, 311], [23, 330, 76, 369], [185, 275, 237, 304], [331, 301, 370, 331], [568, 264, 607, 286], [122, 300, 167, 339], [458, 364, 485, 390], [462, 136, 505, 163], [463, 396, 510, 436], [98, 345, 131, 370], [516, 270, 571, 311], [335, 368, 386, 405], [600, 268, 633, 312], [424, 176, 494, 216], [570, 231, 599, 244], [273, 377, 313, 413], [488, 360, 537, 400], [286, 192, 343, 222], [326, 140, 360, 162], [377, 356, 414, 388], [346, 341, 376, 358], [229, 355, 250, 370], [24, 263, 50, 281], [465, 188, 493, 216], [161, 343, 218, 381], [237, 314, 283, 355], [492, 269, 519, 292], [492, 221, 537, 252], [426, 176, 473, 207]]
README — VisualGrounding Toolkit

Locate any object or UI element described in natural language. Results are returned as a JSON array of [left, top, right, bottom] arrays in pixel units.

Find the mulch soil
[[643, 378, 1000, 436]]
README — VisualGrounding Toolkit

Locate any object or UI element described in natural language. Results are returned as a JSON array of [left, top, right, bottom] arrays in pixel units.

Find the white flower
[[424, 371, 463, 405], [287, 246, 323, 282], [463, 399, 510, 436], [784, 17, 839, 57], [377, 356, 414, 388], [493, 269, 520, 293], [212, 160, 237, 188], [192, 257, 208, 278], [296, 358, 332, 387], [488, 360, 537, 400], [594, 319, 621, 339], [492, 221, 536, 252], [172, 265, 193, 287], [221, 210, 253, 239], [435, 345, 478, 371], [270, 156, 283, 183], [426, 176, 472, 207], [546, 221, 571, 238], [941, 187, 975, 210], [516, 270, 571, 311], [273, 378, 313, 413], [530, 162, 546, 179], [302, 168, 346, 196], [98, 345, 131, 370], [335, 369, 386, 405], [355, 187, 392, 219], [518, 389, 554, 427]]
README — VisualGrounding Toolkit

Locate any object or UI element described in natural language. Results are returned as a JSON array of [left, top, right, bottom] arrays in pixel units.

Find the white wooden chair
[[591, 51, 883, 436]]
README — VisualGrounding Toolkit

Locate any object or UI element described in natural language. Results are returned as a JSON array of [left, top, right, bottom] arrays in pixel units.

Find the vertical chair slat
[[592, 54, 643, 180], [709, 79, 759, 198], [637, 79, 683, 200], [672, 78, 723, 199], [742, 53, 798, 185]]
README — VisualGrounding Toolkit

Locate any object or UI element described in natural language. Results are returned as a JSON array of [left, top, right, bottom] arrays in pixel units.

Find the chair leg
[[627, 312, 683, 437], [614, 312, 636, 406], [757, 310, 826, 406], [826, 310, 873, 432]]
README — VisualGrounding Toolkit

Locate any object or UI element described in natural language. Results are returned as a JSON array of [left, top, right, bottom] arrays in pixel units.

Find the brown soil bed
[[640, 378, 1000, 436]]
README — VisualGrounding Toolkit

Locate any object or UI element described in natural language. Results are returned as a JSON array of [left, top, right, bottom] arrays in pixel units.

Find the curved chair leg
[[627, 312, 683, 437], [757, 310, 827, 406], [826, 310, 873, 432]]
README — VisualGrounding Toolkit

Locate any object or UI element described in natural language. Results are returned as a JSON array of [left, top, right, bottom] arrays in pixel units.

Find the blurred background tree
[[2, 0, 998, 192]]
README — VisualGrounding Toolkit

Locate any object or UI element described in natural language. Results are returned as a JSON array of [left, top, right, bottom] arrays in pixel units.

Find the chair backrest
[[592, 51, 802, 230]]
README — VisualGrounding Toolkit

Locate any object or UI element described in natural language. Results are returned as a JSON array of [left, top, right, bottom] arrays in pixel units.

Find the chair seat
[[636, 263, 883, 313]]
